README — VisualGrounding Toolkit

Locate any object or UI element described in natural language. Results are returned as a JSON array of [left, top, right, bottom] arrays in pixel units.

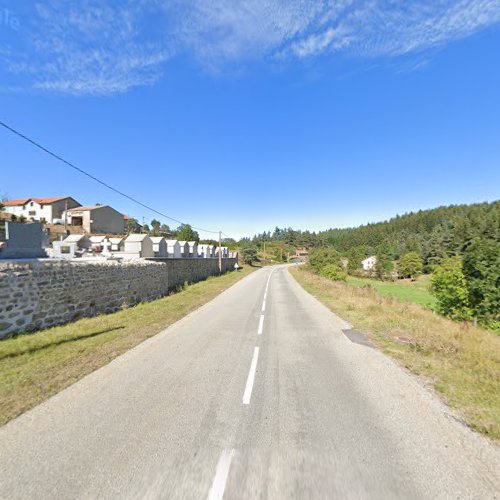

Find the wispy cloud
[[1, 0, 499, 95]]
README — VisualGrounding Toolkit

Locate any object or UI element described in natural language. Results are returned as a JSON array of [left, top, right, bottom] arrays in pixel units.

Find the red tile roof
[[2, 196, 72, 206]]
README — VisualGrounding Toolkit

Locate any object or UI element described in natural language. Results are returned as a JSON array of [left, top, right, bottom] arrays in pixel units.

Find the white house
[[187, 241, 198, 258], [362, 256, 377, 271], [2, 196, 81, 223], [165, 240, 181, 258], [150, 237, 168, 257], [109, 237, 125, 252], [178, 241, 189, 258], [122, 234, 153, 259]]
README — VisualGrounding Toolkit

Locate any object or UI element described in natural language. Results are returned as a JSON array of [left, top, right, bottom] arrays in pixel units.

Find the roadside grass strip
[[290, 267, 500, 440], [0, 266, 255, 427]]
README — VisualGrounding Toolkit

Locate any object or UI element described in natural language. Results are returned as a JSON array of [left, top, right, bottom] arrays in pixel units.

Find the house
[[362, 255, 377, 271], [165, 240, 181, 258], [150, 237, 168, 257], [63, 234, 92, 251], [65, 205, 125, 235], [2, 197, 80, 223], [0, 221, 47, 259], [108, 237, 125, 252], [187, 241, 198, 259], [122, 234, 153, 259], [178, 241, 189, 258]]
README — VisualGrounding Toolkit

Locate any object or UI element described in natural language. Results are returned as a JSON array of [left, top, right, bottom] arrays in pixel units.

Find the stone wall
[[0, 257, 237, 338]]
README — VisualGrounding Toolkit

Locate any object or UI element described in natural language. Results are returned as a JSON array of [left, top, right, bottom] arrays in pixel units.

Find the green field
[[346, 275, 437, 309]]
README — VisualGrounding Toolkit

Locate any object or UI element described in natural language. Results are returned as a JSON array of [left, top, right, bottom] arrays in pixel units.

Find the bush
[[309, 247, 343, 272], [431, 257, 473, 321], [398, 251, 423, 279], [320, 264, 347, 281], [241, 246, 259, 265]]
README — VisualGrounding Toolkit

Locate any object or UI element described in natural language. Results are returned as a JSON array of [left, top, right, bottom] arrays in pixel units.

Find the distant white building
[[2, 196, 80, 223], [198, 244, 214, 258], [362, 255, 377, 271], [89, 235, 107, 252], [178, 241, 189, 258], [63, 234, 92, 251], [109, 237, 125, 252], [165, 240, 181, 258], [150, 237, 168, 257], [188, 241, 198, 259], [122, 234, 153, 259]]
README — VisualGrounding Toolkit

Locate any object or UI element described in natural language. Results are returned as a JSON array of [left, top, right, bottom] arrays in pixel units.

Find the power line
[[0, 120, 220, 235]]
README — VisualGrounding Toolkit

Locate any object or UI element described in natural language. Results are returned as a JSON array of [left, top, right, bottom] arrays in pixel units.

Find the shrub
[[309, 247, 342, 272], [241, 246, 259, 265], [431, 257, 473, 321], [320, 264, 347, 281], [399, 251, 423, 279]]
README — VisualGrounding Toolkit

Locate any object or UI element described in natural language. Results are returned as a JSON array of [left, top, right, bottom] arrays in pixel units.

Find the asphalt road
[[0, 265, 499, 499]]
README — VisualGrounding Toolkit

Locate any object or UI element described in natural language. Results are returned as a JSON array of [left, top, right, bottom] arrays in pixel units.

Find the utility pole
[[64, 199, 68, 234], [263, 241, 266, 260], [218, 230, 222, 274]]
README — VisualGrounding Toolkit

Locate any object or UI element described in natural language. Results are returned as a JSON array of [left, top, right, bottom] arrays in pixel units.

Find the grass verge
[[290, 266, 500, 440], [0, 266, 255, 427]]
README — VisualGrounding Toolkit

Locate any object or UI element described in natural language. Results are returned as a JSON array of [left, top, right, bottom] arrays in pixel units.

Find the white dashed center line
[[257, 314, 264, 335], [242, 347, 259, 405], [208, 449, 235, 500]]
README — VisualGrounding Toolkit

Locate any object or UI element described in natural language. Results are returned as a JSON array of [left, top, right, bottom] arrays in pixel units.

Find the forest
[[242, 201, 499, 329]]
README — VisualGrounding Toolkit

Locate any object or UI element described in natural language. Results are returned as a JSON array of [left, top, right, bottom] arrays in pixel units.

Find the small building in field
[[89, 235, 107, 252], [65, 205, 125, 235], [178, 241, 189, 258], [63, 234, 92, 251], [187, 241, 198, 258], [2, 196, 80, 223], [122, 234, 153, 258], [109, 237, 125, 252], [150, 237, 168, 257], [165, 240, 181, 258], [362, 255, 377, 271]]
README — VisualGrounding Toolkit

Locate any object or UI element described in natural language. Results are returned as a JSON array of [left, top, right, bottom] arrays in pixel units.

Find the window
[[29, 211, 36, 216]]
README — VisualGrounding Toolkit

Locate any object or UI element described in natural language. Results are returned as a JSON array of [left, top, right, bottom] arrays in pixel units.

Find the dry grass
[[0, 267, 255, 426], [291, 266, 500, 440]]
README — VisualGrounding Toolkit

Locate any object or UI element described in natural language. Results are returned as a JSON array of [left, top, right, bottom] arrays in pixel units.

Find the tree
[[242, 246, 258, 265], [431, 257, 472, 321], [176, 224, 199, 242], [150, 219, 161, 235], [160, 223, 171, 234], [125, 217, 140, 234], [309, 247, 342, 273], [320, 263, 347, 281], [398, 252, 423, 280], [462, 238, 500, 328]]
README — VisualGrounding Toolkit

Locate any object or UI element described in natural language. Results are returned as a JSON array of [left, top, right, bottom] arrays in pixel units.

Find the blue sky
[[1, 1, 499, 239]]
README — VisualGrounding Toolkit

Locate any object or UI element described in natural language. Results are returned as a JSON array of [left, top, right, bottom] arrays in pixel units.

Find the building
[[2, 197, 80, 223], [108, 237, 125, 252], [165, 240, 181, 258], [122, 234, 153, 258], [187, 241, 198, 259], [362, 256, 377, 271], [89, 235, 107, 252], [178, 241, 189, 258], [65, 205, 125, 235], [63, 234, 92, 251], [198, 244, 213, 258], [150, 237, 168, 257]]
